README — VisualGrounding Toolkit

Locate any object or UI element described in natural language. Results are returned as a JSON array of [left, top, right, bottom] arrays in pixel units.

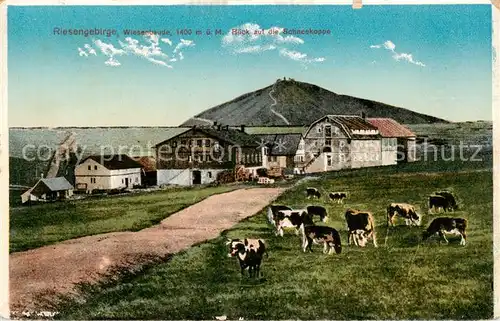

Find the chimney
[[217, 124, 222, 131], [240, 124, 246, 132]]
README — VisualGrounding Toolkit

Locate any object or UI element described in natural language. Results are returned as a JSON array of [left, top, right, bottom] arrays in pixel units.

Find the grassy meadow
[[9, 186, 235, 253], [55, 158, 493, 320]]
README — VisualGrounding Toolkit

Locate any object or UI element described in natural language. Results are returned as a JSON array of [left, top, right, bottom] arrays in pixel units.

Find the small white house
[[75, 154, 142, 193]]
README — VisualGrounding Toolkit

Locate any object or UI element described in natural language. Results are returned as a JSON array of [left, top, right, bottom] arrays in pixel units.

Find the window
[[188, 155, 192, 162], [327, 155, 332, 166], [325, 139, 332, 146], [325, 125, 332, 137], [205, 139, 211, 147], [94, 165, 97, 170], [88, 165, 91, 170], [214, 142, 220, 151], [317, 126, 322, 133], [181, 139, 187, 146], [197, 139, 203, 147], [90, 177, 96, 184], [188, 140, 193, 147], [172, 141, 177, 148], [122, 179, 124, 184], [208, 171, 212, 178]]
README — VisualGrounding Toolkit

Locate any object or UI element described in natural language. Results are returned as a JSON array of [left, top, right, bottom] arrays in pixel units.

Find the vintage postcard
[[1, 1, 496, 319]]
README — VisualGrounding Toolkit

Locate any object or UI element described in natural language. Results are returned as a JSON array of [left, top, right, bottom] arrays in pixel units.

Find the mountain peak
[[181, 79, 448, 127]]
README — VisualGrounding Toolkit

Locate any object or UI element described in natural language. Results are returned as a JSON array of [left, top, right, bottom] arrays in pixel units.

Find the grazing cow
[[329, 192, 347, 204], [226, 238, 267, 277], [306, 205, 328, 223], [422, 217, 467, 246], [387, 203, 421, 227], [300, 225, 342, 254], [435, 191, 458, 210], [429, 195, 456, 213], [345, 209, 378, 247], [273, 210, 314, 237], [306, 187, 321, 199], [267, 205, 293, 226]]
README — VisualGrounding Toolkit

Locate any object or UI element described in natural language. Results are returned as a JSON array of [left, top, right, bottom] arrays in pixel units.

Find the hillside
[[181, 79, 448, 126]]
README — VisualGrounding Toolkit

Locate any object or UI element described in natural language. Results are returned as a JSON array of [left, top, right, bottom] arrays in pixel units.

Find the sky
[[7, 4, 492, 127]]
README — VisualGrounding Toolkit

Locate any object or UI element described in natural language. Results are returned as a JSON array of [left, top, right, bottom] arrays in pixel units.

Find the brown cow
[[345, 209, 378, 247]]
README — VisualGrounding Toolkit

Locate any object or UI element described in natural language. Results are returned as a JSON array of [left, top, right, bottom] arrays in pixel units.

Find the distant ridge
[[181, 78, 449, 126]]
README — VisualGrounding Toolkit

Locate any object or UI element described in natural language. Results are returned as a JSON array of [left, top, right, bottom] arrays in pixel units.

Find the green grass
[[54, 159, 493, 320], [9, 186, 235, 253]]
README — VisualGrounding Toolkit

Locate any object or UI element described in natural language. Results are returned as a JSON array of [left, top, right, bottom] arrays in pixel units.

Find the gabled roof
[[367, 118, 416, 138], [82, 154, 142, 170], [253, 133, 302, 156], [133, 156, 157, 172], [31, 177, 73, 196], [154, 126, 259, 148], [306, 115, 380, 139]]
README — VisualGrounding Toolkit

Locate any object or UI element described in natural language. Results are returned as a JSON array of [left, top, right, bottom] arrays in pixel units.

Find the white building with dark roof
[[74, 154, 142, 192]]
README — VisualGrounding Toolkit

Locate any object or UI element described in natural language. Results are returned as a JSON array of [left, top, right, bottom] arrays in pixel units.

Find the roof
[[40, 177, 73, 191], [197, 127, 259, 147], [326, 115, 379, 131], [367, 118, 416, 138], [253, 133, 302, 156], [307, 115, 380, 140], [83, 154, 143, 170], [154, 126, 259, 148], [133, 156, 157, 172]]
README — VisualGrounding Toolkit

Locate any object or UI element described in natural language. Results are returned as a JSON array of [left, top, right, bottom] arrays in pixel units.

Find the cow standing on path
[[422, 217, 467, 246], [226, 238, 267, 278], [345, 209, 378, 248]]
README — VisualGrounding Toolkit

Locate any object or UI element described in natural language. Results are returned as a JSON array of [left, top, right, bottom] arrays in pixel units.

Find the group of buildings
[[20, 114, 416, 203]]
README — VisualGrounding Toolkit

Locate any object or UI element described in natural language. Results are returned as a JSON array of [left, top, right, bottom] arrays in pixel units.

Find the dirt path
[[9, 187, 286, 315]]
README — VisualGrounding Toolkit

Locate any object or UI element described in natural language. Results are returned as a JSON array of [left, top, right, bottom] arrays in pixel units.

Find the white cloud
[[94, 39, 125, 57], [174, 39, 195, 53], [161, 38, 173, 46], [370, 39, 425, 67], [222, 22, 325, 65], [80, 36, 195, 68], [84, 44, 97, 55], [383, 40, 396, 51], [147, 57, 173, 68], [279, 48, 326, 64], [78, 48, 88, 57], [279, 48, 307, 61], [393, 52, 426, 67], [104, 57, 121, 67]]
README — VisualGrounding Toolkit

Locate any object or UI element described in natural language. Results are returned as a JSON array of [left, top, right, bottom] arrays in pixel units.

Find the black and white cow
[[422, 217, 467, 246], [267, 205, 293, 226], [387, 203, 421, 227], [329, 192, 347, 204], [226, 238, 267, 277], [273, 210, 314, 237], [306, 187, 321, 199], [306, 205, 328, 223], [300, 225, 342, 255], [434, 191, 458, 211], [345, 209, 378, 247], [429, 195, 456, 213]]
